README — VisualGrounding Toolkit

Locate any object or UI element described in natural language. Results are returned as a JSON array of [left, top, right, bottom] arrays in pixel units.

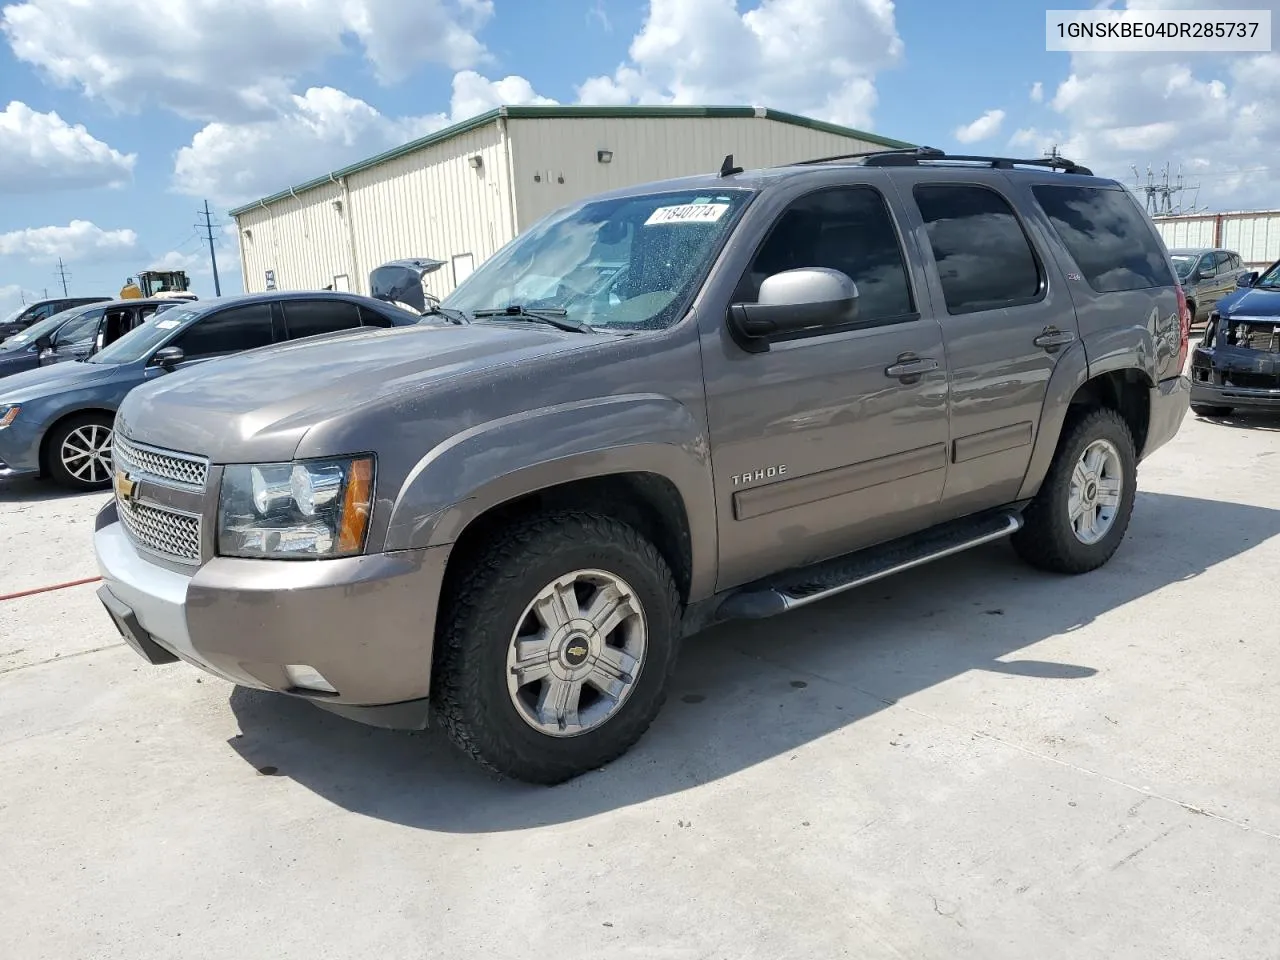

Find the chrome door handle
[[1033, 328, 1077, 349], [885, 357, 939, 379]]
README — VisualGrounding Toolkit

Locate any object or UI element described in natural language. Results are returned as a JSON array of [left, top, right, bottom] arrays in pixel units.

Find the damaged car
[[1190, 261, 1280, 416]]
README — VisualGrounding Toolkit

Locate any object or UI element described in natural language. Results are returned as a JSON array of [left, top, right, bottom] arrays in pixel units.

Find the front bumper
[[93, 501, 451, 729], [1190, 345, 1280, 410], [0, 415, 43, 477]]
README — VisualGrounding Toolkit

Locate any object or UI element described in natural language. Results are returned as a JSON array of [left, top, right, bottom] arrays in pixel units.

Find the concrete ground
[[2, 411, 1279, 960]]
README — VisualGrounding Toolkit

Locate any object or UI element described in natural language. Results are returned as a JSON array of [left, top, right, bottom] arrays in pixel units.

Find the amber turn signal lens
[[337, 457, 374, 554]]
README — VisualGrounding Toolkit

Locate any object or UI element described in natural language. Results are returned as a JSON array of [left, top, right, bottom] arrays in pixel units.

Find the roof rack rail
[[862, 150, 1093, 176], [791, 146, 944, 167]]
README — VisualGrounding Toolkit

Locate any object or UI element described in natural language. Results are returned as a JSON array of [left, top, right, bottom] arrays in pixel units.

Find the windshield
[[1255, 261, 1280, 289], [444, 188, 754, 331], [87, 308, 198, 364], [1170, 255, 1197, 279], [0, 305, 91, 352]]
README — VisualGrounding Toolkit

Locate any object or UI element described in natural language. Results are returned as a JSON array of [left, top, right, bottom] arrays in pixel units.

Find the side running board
[[718, 510, 1023, 620]]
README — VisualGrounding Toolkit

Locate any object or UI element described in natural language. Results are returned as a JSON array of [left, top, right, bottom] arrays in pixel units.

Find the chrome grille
[[117, 497, 202, 564], [113, 434, 209, 489]]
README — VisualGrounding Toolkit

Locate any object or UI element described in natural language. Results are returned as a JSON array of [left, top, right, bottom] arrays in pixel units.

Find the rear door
[[279, 298, 362, 341], [892, 171, 1079, 518], [44, 309, 104, 364]]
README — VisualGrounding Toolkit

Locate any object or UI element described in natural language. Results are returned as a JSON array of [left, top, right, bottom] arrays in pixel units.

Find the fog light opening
[[284, 664, 338, 695]]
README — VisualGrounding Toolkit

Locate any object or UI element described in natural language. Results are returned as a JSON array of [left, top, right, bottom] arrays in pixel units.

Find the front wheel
[[432, 512, 682, 784], [1013, 407, 1137, 575], [46, 413, 115, 491]]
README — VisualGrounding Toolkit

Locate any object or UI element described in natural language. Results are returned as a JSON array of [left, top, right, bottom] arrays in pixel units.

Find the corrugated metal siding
[[508, 115, 892, 227], [1154, 211, 1280, 268], [344, 123, 513, 298], [235, 180, 350, 294]]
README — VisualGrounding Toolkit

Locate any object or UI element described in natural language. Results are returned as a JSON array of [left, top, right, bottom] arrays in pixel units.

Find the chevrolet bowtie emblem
[[115, 470, 138, 500]]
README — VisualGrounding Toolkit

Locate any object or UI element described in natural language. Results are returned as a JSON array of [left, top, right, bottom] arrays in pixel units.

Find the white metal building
[[1153, 209, 1280, 270], [229, 105, 913, 299]]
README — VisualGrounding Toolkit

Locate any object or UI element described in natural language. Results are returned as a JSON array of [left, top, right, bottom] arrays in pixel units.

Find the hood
[[1214, 286, 1280, 319], [117, 321, 616, 461], [0, 358, 119, 402]]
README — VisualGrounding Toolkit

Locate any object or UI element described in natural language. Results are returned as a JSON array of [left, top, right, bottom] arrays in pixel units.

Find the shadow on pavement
[[0, 476, 97, 504], [1194, 411, 1280, 433], [227, 490, 1280, 831]]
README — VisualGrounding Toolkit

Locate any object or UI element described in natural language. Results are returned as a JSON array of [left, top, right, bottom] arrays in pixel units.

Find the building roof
[[228, 104, 915, 217]]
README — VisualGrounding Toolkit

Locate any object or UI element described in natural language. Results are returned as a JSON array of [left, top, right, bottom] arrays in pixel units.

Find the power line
[[54, 258, 71, 297], [196, 200, 222, 297]]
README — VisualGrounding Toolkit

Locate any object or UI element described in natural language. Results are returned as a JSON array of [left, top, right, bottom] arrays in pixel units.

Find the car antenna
[[719, 154, 744, 177]]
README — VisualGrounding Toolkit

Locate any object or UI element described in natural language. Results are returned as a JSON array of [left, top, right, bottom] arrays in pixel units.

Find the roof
[[229, 104, 915, 216]]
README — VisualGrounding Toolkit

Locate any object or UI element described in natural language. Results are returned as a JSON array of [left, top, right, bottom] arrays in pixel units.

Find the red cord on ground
[[0, 576, 102, 603]]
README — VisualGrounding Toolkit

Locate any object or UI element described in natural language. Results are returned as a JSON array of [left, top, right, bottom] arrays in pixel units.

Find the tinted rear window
[[1031, 185, 1173, 293]]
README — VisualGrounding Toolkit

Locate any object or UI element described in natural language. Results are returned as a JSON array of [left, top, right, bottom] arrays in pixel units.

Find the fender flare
[[382, 394, 716, 598], [1016, 341, 1090, 501]]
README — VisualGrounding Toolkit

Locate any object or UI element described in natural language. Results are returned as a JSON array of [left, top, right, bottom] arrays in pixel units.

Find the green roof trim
[[228, 104, 915, 216]]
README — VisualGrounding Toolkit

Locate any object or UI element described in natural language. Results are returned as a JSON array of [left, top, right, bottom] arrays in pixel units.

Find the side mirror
[[1238, 271, 1258, 289], [728, 268, 859, 351], [150, 345, 185, 370]]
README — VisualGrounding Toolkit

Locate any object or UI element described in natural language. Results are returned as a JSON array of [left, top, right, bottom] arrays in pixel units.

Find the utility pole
[[198, 200, 222, 296], [55, 257, 71, 296]]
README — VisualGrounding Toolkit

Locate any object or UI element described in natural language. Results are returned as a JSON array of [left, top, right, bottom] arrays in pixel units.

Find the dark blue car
[[0, 290, 422, 490], [1189, 261, 1280, 416]]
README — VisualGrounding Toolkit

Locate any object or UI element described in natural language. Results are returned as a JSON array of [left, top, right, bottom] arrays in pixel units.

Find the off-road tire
[[432, 511, 682, 785], [45, 413, 115, 491], [1012, 407, 1137, 575], [1191, 403, 1232, 418]]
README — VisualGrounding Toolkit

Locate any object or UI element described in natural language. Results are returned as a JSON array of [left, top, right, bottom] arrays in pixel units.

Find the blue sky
[[1, 0, 1273, 313]]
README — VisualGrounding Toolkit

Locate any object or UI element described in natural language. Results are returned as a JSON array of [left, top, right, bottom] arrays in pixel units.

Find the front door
[[701, 180, 950, 591], [891, 172, 1080, 518]]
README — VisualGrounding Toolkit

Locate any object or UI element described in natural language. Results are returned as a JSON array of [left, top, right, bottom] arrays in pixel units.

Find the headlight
[[0, 404, 19, 429], [217, 455, 374, 559]]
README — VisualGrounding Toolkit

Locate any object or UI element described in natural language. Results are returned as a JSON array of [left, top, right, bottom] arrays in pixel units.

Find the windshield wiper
[[421, 303, 470, 324], [471, 304, 594, 334]]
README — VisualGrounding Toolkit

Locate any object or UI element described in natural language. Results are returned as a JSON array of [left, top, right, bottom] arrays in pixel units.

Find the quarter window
[[175, 304, 275, 358], [736, 185, 915, 325], [913, 183, 1042, 314], [1031, 184, 1173, 293]]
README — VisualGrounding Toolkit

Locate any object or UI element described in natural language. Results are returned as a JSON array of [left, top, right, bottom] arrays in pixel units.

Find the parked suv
[[0, 296, 110, 339], [1169, 247, 1245, 326], [93, 148, 1190, 784]]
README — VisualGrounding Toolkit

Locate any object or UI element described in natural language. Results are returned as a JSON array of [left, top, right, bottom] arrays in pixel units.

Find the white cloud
[[0, 220, 140, 263], [954, 108, 1006, 144], [1037, 1, 1280, 209], [576, 0, 903, 129], [0, 284, 24, 317], [1030, 81, 1044, 103], [0, 100, 135, 192], [1, 0, 494, 121], [148, 250, 203, 273], [173, 72, 556, 207]]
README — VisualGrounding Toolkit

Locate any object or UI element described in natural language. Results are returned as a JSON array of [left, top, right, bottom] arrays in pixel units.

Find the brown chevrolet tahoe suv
[[93, 147, 1191, 784]]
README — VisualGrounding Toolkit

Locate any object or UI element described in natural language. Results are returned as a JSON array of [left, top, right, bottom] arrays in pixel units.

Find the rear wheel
[[1191, 403, 1232, 417], [46, 413, 114, 491], [432, 512, 682, 784], [1013, 407, 1137, 574]]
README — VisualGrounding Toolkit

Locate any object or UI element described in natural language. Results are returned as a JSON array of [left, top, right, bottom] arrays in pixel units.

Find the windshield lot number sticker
[[645, 203, 730, 226]]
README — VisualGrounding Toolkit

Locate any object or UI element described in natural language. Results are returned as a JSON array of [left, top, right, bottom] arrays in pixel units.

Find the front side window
[[87, 309, 200, 364], [282, 299, 361, 340], [174, 304, 275, 358], [51, 310, 104, 347], [734, 185, 914, 325], [914, 183, 1042, 314], [445, 188, 754, 331], [1031, 184, 1173, 293]]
